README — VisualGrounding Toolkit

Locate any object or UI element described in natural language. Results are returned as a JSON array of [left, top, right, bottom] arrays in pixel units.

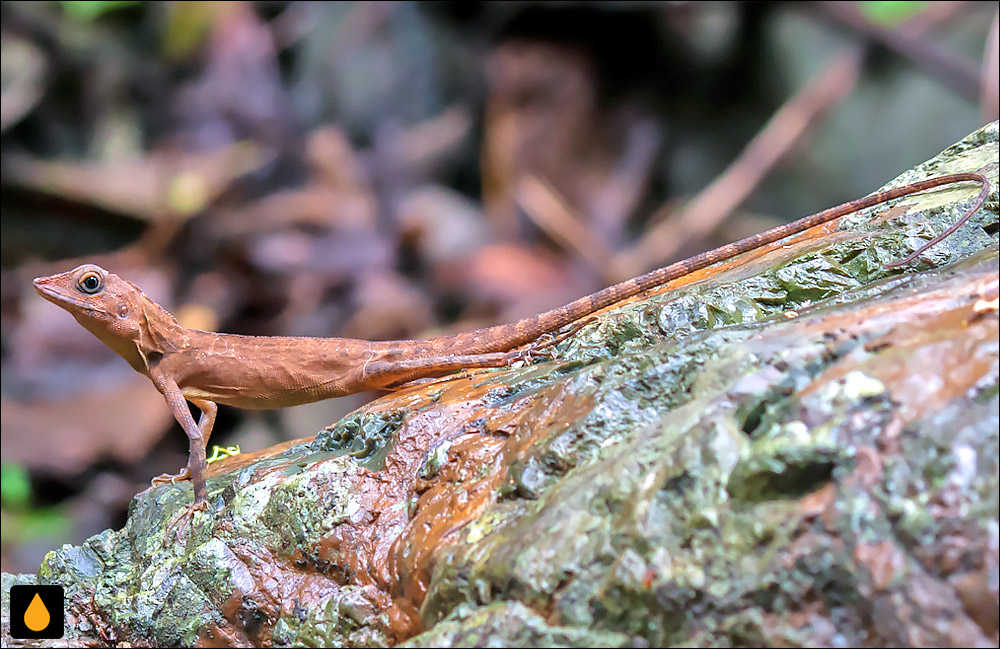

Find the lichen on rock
[[12, 122, 999, 647]]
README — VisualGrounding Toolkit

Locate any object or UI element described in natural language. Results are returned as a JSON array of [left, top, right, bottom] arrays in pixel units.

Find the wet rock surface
[[6, 123, 998, 647]]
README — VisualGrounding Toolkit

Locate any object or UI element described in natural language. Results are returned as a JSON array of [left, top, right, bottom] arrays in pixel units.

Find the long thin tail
[[411, 171, 989, 356]]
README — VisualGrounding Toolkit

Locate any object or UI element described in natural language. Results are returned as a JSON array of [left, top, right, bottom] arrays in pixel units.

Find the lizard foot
[[162, 500, 207, 547], [517, 316, 599, 364], [514, 345, 554, 365], [151, 468, 191, 485]]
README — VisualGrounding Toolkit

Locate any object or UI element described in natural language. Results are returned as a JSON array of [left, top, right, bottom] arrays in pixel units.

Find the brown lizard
[[32, 171, 990, 522]]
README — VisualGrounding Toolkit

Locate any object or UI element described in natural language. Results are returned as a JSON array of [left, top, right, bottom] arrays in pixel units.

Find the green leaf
[[1, 463, 31, 508], [858, 1, 930, 27], [60, 1, 140, 22]]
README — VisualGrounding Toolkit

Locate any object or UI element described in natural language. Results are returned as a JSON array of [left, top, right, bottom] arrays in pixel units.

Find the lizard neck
[[130, 297, 187, 373]]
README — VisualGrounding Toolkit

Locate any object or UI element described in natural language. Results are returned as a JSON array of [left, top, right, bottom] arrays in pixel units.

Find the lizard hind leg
[[517, 315, 598, 362], [366, 319, 599, 391], [363, 351, 519, 389]]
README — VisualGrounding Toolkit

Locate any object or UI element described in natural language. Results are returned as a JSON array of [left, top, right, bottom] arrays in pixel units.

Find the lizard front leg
[[150, 372, 211, 511], [151, 398, 217, 486]]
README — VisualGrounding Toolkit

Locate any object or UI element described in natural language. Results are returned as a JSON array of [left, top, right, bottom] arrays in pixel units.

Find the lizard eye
[[78, 271, 103, 294]]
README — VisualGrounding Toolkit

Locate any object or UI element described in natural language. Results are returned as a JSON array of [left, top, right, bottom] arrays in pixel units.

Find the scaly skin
[[31, 171, 990, 531]]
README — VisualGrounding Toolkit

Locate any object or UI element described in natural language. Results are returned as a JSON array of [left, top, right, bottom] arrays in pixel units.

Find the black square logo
[[8, 585, 64, 639]]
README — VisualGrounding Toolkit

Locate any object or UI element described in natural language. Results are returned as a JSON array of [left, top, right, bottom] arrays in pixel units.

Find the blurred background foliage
[[1, 0, 996, 574]]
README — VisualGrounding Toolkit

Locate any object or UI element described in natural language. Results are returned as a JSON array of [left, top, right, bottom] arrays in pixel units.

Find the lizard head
[[33, 264, 177, 371]]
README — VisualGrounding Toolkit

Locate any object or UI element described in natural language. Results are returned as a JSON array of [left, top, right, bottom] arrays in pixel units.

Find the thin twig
[[516, 174, 614, 270], [812, 1, 981, 100], [613, 46, 864, 281]]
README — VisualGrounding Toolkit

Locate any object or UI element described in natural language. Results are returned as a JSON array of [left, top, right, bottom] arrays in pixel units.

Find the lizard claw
[[151, 468, 191, 485], [513, 345, 551, 365], [163, 499, 207, 547], [515, 315, 599, 365]]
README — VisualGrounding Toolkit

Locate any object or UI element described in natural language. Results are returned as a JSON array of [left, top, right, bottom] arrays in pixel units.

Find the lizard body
[[32, 172, 990, 514]]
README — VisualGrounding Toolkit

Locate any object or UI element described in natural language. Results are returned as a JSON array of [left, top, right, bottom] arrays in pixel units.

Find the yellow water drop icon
[[24, 592, 50, 632]]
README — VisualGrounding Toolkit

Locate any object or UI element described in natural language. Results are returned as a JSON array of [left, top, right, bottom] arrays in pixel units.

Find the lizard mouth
[[33, 277, 68, 302], [33, 277, 93, 313]]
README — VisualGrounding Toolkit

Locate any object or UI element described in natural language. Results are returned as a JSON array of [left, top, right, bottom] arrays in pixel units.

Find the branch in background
[[983, 10, 999, 122], [613, 46, 864, 282], [587, 116, 663, 252], [516, 174, 613, 271], [813, 0, 981, 100], [516, 118, 662, 282]]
